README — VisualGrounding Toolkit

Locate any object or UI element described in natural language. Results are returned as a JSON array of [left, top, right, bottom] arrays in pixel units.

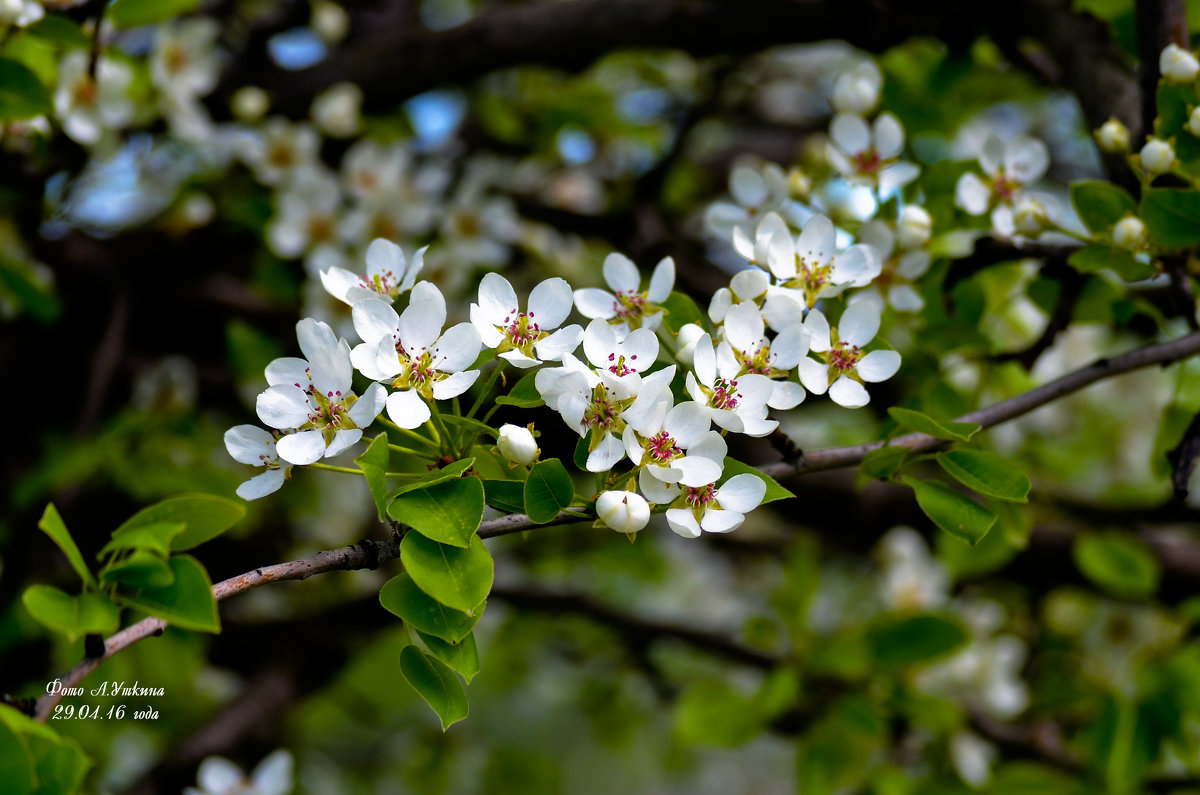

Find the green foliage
[[720, 457, 794, 504], [1074, 532, 1161, 600], [1068, 244, 1155, 281], [355, 434, 391, 521], [0, 705, 90, 795], [1141, 188, 1200, 250], [99, 549, 176, 589], [379, 573, 481, 643], [107, 0, 200, 29], [24, 16, 91, 49], [418, 630, 480, 683], [0, 57, 51, 121], [400, 532, 493, 614], [21, 586, 120, 642], [112, 555, 220, 633], [865, 612, 970, 667], [482, 478, 526, 513], [672, 671, 797, 747], [660, 291, 707, 335], [1071, 181, 1136, 235], [903, 476, 997, 545], [98, 521, 186, 558], [398, 645, 469, 730], [523, 458, 575, 522], [936, 449, 1030, 502], [494, 372, 545, 408], [388, 457, 476, 498], [37, 504, 95, 589], [114, 494, 245, 552], [857, 445, 910, 483], [390, 477, 485, 547], [887, 407, 979, 442]]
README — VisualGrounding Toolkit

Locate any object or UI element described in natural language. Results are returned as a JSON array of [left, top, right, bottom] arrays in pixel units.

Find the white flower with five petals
[[685, 332, 778, 436], [719, 302, 809, 410], [224, 425, 292, 501], [573, 253, 674, 338], [955, 134, 1049, 237], [826, 113, 920, 196], [184, 748, 293, 795], [471, 272, 582, 368], [320, 238, 426, 305], [798, 301, 900, 408]]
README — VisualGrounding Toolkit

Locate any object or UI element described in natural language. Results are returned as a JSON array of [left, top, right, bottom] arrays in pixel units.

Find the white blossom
[[236, 117, 320, 186], [719, 302, 809, 410], [54, 51, 133, 146], [798, 301, 899, 408], [1139, 137, 1176, 176], [151, 18, 221, 100], [312, 82, 363, 138], [1160, 43, 1200, 84], [320, 238, 426, 305], [955, 134, 1049, 237], [471, 272, 582, 368], [0, 0, 44, 27], [1095, 118, 1131, 152], [184, 748, 293, 795], [826, 112, 919, 196], [224, 426, 291, 501], [1112, 215, 1148, 251], [685, 332, 777, 436], [596, 490, 650, 534], [573, 253, 674, 338], [831, 61, 882, 115], [704, 163, 791, 242], [497, 424, 539, 465], [761, 212, 880, 323]]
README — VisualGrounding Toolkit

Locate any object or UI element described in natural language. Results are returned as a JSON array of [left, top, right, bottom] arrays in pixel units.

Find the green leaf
[[1071, 181, 1137, 235], [1141, 188, 1200, 250], [888, 407, 980, 442], [418, 630, 480, 683], [673, 680, 763, 747], [115, 494, 246, 553], [0, 705, 92, 795], [398, 645, 469, 730], [482, 479, 527, 514], [22, 586, 120, 643], [866, 612, 970, 667], [1074, 531, 1161, 599], [0, 58, 51, 121], [37, 504, 95, 589], [903, 476, 997, 545], [1067, 244, 1155, 281], [494, 372, 544, 408], [389, 477, 485, 548], [523, 458, 574, 523], [573, 434, 589, 471], [388, 457, 476, 498], [661, 290, 707, 335], [113, 555, 220, 633], [1155, 83, 1200, 175], [0, 713, 36, 795], [98, 521, 186, 559], [99, 550, 176, 589], [936, 449, 1031, 502], [379, 573, 481, 643], [720, 457, 794, 504], [355, 434, 391, 522], [24, 15, 91, 48], [439, 413, 499, 440], [857, 445, 909, 482], [107, 0, 200, 29], [401, 533, 493, 614]]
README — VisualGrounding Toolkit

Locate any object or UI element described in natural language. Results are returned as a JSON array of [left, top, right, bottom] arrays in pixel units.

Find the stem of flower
[[429, 400, 454, 456], [387, 443, 434, 458], [309, 462, 364, 475], [378, 415, 441, 454], [468, 361, 506, 419]]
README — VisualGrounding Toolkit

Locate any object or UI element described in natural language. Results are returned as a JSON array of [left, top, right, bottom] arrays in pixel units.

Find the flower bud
[[1188, 107, 1200, 138], [896, 205, 932, 249], [231, 86, 269, 122], [674, 323, 705, 367], [1161, 43, 1200, 84], [1012, 197, 1049, 236], [1112, 215, 1147, 251], [1094, 118, 1130, 153], [596, 491, 650, 534], [831, 62, 882, 115], [311, 0, 349, 44], [1140, 137, 1176, 176], [311, 82, 362, 138], [787, 167, 812, 199], [497, 424, 539, 466]]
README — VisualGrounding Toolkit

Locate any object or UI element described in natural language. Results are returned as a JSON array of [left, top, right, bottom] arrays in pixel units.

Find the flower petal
[[729, 166, 767, 207], [856, 349, 901, 382], [701, 507, 746, 533], [665, 508, 702, 538], [602, 252, 640, 293], [256, 385, 312, 429], [830, 114, 870, 155], [237, 468, 287, 501], [432, 369, 480, 399], [225, 425, 276, 465], [325, 428, 363, 457], [386, 388, 430, 429], [586, 431, 626, 472], [348, 382, 387, 426], [431, 322, 482, 373], [767, 380, 806, 410], [574, 288, 617, 319], [797, 358, 828, 394], [352, 298, 401, 347], [838, 300, 881, 348], [647, 257, 675, 302], [829, 376, 870, 408], [528, 276, 574, 330], [716, 473, 766, 512], [276, 429, 327, 465], [873, 113, 905, 158]]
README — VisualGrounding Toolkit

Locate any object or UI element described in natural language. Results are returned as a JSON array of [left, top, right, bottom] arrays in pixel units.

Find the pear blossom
[[256, 319, 386, 464], [236, 117, 320, 186], [231, 86, 269, 121], [854, 218, 930, 312], [54, 51, 134, 146], [1160, 43, 1200, 84], [320, 238, 426, 305], [151, 18, 221, 100], [573, 253, 675, 337], [349, 288, 482, 429], [826, 112, 920, 196], [760, 212, 880, 323], [623, 390, 724, 487], [674, 322, 707, 367], [311, 82, 363, 138], [708, 267, 770, 325], [665, 472, 767, 538], [798, 301, 900, 408], [896, 205, 932, 249], [535, 352, 637, 471], [831, 61, 882, 115], [471, 272, 582, 368], [595, 490, 651, 534], [0, 0, 44, 27], [266, 166, 344, 265], [224, 426, 292, 501], [497, 424, 539, 465], [1112, 214, 1148, 251], [878, 526, 949, 610], [955, 134, 1049, 236], [719, 302, 809, 410], [434, 170, 520, 276], [704, 162, 791, 242], [184, 748, 293, 795], [685, 332, 777, 436], [311, 0, 349, 43]]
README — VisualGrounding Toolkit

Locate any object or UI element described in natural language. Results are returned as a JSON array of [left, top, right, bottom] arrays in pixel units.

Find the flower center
[[73, 77, 97, 107], [361, 267, 399, 298], [739, 344, 773, 376], [994, 173, 1021, 202], [607, 352, 640, 377], [646, 431, 682, 464], [853, 148, 882, 175], [710, 377, 740, 410], [828, 342, 863, 373], [683, 483, 716, 508], [613, 290, 649, 320], [583, 385, 621, 431], [499, 309, 545, 356]]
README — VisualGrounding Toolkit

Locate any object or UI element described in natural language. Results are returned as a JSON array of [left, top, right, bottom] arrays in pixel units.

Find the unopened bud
[[1012, 197, 1049, 236], [311, 82, 362, 138], [830, 62, 882, 115], [1161, 43, 1200, 84], [897, 205, 932, 249], [231, 86, 269, 122], [596, 491, 650, 534], [1140, 137, 1177, 176], [1112, 215, 1147, 250], [311, 0, 349, 44], [1094, 118, 1130, 153], [497, 424, 539, 466], [674, 323, 706, 367], [1188, 107, 1200, 138]]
